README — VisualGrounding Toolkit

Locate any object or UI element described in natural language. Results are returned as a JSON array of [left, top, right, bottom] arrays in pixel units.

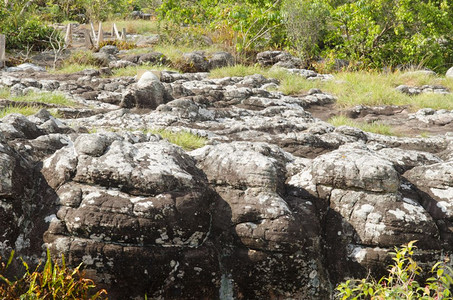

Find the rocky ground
[[1, 48, 453, 299]]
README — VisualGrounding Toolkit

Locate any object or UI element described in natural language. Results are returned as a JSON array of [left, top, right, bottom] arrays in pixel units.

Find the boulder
[[136, 34, 160, 46], [446, 66, 453, 78], [208, 51, 235, 69], [192, 142, 331, 299], [41, 133, 219, 298], [178, 51, 210, 73], [120, 71, 173, 109], [256, 51, 304, 68]]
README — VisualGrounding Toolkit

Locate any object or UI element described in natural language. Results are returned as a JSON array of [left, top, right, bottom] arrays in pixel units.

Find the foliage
[[281, 0, 331, 61], [0, 250, 107, 299], [157, 0, 453, 70], [157, 0, 285, 55], [0, 1, 62, 51], [146, 129, 208, 151], [321, 0, 453, 71], [337, 241, 453, 299]]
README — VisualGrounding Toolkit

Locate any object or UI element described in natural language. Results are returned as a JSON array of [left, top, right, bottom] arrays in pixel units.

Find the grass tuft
[[210, 66, 453, 110], [0, 106, 40, 118], [328, 115, 397, 136], [146, 129, 208, 151], [9, 91, 77, 107], [50, 64, 99, 74]]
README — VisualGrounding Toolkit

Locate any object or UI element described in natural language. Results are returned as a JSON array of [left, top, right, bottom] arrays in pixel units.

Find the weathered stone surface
[[120, 71, 172, 109], [41, 133, 219, 298], [257, 51, 304, 69], [2, 62, 453, 299], [208, 51, 235, 69], [192, 142, 330, 298], [311, 148, 400, 192], [179, 51, 210, 73]]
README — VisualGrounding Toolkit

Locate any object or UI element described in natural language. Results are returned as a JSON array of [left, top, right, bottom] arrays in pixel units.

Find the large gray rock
[[178, 51, 210, 73], [41, 133, 219, 298], [120, 71, 173, 109], [446, 66, 453, 78], [208, 51, 235, 69], [256, 51, 304, 68], [192, 142, 330, 299]]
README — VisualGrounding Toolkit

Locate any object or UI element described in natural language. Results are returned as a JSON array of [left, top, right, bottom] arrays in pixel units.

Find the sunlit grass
[[146, 129, 208, 151], [210, 65, 453, 110], [0, 106, 40, 118], [85, 19, 159, 35], [328, 115, 397, 136], [154, 44, 223, 62], [0, 88, 77, 118], [50, 64, 99, 74], [209, 64, 264, 78]]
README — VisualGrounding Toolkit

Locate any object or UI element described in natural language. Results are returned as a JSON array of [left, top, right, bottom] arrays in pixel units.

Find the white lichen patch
[[437, 201, 452, 214], [14, 234, 30, 251], [402, 203, 428, 222], [354, 204, 374, 220], [82, 255, 95, 265], [431, 187, 453, 200], [349, 246, 367, 263], [388, 208, 406, 220], [44, 214, 57, 223]]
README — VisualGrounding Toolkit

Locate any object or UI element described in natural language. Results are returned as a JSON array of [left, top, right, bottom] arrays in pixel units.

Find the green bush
[[281, 0, 331, 61], [0, 250, 107, 299], [157, 0, 285, 55], [337, 241, 453, 299], [0, 1, 62, 51]]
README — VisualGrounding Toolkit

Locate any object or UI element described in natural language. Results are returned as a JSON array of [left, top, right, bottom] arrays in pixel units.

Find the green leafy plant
[[337, 241, 453, 299], [0, 1, 62, 51], [0, 249, 107, 299]]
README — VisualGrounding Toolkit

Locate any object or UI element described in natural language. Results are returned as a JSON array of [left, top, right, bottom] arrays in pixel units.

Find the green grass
[[0, 106, 40, 118], [154, 44, 223, 62], [146, 129, 208, 150], [210, 65, 453, 111], [50, 64, 99, 74], [109, 63, 178, 77], [0, 88, 77, 118], [97, 19, 159, 35], [209, 64, 265, 78], [328, 115, 397, 136], [0, 88, 77, 107], [0, 88, 9, 99]]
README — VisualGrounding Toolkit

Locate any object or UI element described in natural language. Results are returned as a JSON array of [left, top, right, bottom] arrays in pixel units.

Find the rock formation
[[1, 65, 453, 299]]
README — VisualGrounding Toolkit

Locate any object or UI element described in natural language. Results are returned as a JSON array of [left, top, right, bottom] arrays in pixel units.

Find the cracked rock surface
[[1, 68, 453, 299]]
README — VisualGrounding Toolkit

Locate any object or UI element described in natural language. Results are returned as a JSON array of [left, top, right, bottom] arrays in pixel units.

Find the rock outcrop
[[1, 64, 453, 299]]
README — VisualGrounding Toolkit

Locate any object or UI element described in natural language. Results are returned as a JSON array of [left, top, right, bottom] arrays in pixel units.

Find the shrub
[[63, 50, 102, 67], [337, 241, 453, 299], [0, 1, 62, 51], [0, 250, 107, 299], [281, 0, 331, 62]]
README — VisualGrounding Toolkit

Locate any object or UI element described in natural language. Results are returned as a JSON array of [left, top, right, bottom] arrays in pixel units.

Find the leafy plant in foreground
[[0, 249, 107, 299], [337, 241, 453, 299]]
